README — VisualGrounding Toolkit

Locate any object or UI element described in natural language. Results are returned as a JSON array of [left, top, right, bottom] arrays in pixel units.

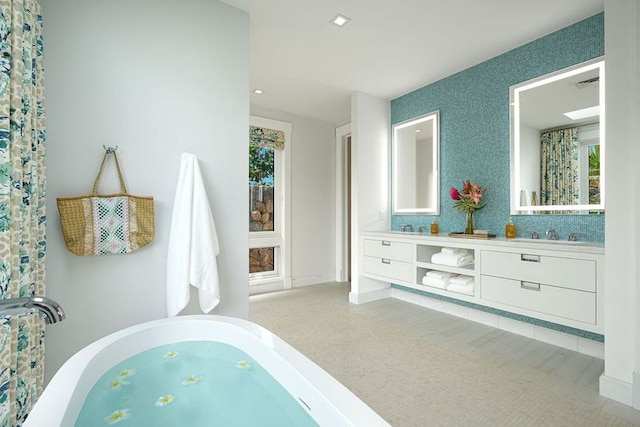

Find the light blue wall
[[391, 13, 604, 242], [43, 0, 250, 380]]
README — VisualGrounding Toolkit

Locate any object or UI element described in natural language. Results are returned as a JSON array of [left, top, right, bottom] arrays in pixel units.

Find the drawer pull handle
[[521, 281, 541, 291], [521, 254, 540, 263], [381, 258, 391, 264], [381, 241, 391, 246]]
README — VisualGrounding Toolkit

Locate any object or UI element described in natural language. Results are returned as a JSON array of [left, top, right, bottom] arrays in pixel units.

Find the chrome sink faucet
[[545, 229, 558, 240], [400, 224, 414, 232], [523, 230, 539, 239], [568, 232, 587, 241]]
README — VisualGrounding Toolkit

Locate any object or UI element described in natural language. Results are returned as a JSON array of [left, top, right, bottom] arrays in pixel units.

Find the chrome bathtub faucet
[[0, 296, 65, 324]]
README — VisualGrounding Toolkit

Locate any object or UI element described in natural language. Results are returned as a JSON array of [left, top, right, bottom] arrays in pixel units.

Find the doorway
[[335, 124, 351, 282]]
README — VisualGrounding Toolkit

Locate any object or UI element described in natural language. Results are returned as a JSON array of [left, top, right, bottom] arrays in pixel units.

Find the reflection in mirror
[[392, 111, 440, 214], [511, 59, 604, 214]]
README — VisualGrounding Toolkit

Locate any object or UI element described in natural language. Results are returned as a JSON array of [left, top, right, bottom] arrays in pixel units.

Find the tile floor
[[250, 283, 640, 426]]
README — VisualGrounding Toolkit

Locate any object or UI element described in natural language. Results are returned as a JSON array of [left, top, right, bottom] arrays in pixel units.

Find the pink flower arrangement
[[450, 181, 486, 213]]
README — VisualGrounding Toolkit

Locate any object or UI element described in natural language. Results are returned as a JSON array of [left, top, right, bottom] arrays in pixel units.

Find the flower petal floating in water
[[103, 409, 130, 424], [155, 394, 175, 407], [181, 375, 201, 386], [116, 369, 135, 379], [163, 351, 179, 359], [235, 360, 252, 370], [107, 379, 130, 390]]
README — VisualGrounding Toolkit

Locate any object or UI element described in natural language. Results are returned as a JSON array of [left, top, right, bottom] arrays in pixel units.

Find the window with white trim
[[248, 118, 290, 288]]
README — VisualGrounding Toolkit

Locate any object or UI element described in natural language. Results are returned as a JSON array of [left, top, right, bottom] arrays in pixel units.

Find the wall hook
[[103, 145, 118, 154]]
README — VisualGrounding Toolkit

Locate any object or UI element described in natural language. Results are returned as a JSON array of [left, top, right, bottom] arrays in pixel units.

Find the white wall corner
[[600, 374, 634, 407], [350, 92, 391, 298], [283, 276, 293, 289], [603, 0, 640, 408], [348, 286, 391, 305]]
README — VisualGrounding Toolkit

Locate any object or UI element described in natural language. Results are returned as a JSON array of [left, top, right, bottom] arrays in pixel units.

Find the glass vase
[[465, 211, 474, 234]]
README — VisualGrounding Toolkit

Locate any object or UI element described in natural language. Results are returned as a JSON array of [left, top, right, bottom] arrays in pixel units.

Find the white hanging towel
[[166, 153, 220, 317]]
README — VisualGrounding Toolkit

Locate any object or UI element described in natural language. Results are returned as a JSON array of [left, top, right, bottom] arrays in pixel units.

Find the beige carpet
[[250, 283, 640, 427]]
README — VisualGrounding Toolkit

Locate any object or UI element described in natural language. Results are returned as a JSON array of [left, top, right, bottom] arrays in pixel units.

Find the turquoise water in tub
[[75, 341, 319, 426]]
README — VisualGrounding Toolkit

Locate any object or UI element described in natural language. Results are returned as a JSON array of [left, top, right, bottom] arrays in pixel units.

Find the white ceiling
[[221, 0, 604, 125]]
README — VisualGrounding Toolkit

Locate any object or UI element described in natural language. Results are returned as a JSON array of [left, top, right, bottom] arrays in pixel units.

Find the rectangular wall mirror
[[510, 58, 605, 214], [392, 111, 440, 214]]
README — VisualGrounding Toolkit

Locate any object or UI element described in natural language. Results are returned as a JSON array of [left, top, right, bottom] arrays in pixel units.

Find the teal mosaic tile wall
[[391, 13, 605, 243]]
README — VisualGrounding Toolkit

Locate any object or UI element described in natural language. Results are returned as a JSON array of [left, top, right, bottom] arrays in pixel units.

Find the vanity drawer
[[364, 239, 413, 262], [364, 256, 412, 283], [481, 275, 595, 324], [480, 250, 595, 292]]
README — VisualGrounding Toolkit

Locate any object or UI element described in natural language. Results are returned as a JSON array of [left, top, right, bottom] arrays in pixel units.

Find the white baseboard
[[291, 274, 336, 288], [349, 287, 391, 304], [251, 274, 336, 294], [249, 281, 285, 295], [323, 273, 337, 283], [391, 288, 604, 359], [600, 374, 633, 406], [634, 372, 640, 410]]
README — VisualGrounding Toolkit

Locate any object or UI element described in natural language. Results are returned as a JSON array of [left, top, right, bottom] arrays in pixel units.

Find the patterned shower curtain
[[0, 0, 47, 425], [540, 127, 579, 206]]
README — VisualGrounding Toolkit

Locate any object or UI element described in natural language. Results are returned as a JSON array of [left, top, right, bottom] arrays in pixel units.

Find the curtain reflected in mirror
[[540, 127, 579, 206], [510, 58, 604, 214]]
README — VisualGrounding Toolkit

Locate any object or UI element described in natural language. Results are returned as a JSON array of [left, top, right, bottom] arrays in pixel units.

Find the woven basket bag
[[57, 150, 154, 256]]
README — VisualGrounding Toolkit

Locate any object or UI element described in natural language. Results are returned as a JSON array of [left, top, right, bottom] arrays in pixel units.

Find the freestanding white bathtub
[[25, 315, 390, 426]]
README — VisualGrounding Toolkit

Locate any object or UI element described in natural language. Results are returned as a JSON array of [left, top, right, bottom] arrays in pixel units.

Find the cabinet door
[[480, 250, 595, 292], [481, 275, 596, 324]]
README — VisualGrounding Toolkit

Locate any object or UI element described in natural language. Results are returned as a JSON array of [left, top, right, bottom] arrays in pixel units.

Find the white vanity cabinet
[[480, 250, 597, 326], [359, 232, 604, 334], [362, 238, 413, 284]]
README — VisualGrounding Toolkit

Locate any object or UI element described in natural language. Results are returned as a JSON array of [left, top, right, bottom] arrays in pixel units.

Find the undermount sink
[[388, 230, 424, 236], [506, 238, 587, 245]]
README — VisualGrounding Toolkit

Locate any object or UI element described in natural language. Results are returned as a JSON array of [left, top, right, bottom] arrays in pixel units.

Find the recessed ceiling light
[[331, 14, 351, 27], [563, 105, 599, 120], [415, 129, 421, 133], [253, 89, 264, 95]]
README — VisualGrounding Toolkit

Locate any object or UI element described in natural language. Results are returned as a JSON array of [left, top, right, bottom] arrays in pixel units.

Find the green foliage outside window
[[249, 146, 274, 186], [589, 145, 600, 176]]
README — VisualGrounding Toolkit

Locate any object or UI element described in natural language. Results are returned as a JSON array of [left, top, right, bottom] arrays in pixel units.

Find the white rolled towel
[[441, 247, 469, 255], [425, 270, 454, 280], [431, 252, 474, 267], [422, 276, 449, 289], [449, 275, 475, 286]]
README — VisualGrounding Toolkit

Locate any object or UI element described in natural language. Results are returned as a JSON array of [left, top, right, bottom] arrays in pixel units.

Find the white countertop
[[361, 230, 604, 255]]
